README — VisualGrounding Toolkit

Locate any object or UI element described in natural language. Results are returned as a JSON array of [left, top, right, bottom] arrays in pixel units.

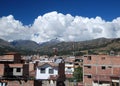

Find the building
[[35, 57, 65, 86], [65, 56, 75, 75], [74, 56, 83, 68], [36, 62, 58, 80], [83, 55, 120, 86], [0, 52, 35, 86]]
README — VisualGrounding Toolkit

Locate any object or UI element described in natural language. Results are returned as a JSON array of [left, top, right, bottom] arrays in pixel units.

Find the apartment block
[[83, 55, 120, 86]]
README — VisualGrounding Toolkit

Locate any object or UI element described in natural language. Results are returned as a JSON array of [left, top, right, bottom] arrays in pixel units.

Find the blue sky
[[0, 0, 120, 25], [0, 0, 120, 42]]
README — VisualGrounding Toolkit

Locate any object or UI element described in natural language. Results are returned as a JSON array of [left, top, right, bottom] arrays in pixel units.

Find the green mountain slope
[[0, 38, 120, 55]]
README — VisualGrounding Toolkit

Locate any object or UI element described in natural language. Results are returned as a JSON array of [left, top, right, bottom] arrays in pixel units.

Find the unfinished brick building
[[83, 55, 120, 86], [0, 52, 35, 86]]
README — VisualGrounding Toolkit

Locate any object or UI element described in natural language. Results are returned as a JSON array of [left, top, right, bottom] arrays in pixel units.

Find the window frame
[[49, 68, 54, 74], [40, 68, 46, 73]]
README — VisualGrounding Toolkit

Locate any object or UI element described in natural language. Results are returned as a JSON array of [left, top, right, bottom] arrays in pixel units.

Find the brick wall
[[83, 55, 120, 85]]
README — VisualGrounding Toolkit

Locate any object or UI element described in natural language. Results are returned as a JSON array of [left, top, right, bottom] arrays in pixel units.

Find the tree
[[73, 66, 83, 82]]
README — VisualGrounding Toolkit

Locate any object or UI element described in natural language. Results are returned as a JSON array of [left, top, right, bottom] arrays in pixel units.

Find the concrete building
[[36, 62, 58, 80], [35, 57, 65, 86]]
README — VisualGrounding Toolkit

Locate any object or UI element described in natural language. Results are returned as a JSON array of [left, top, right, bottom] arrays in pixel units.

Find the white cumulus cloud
[[0, 11, 120, 43], [0, 15, 31, 41]]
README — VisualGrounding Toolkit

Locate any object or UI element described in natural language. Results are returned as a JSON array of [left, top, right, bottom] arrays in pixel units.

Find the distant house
[[65, 61, 74, 75], [64, 56, 75, 79], [0, 52, 21, 63], [7, 64, 23, 76], [35, 57, 65, 86], [0, 52, 35, 86], [36, 62, 58, 80]]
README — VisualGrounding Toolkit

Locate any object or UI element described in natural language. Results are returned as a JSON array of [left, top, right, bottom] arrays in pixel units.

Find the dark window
[[49, 69, 54, 74], [75, 59, 80, 62], [99, 82, 103, 84], [41, 68, 45, 73], [75, 63, 79, 65], [108, 66, 112, 68], [68, 67, 71, 69], [102, 66, 106, 70], [87, 56, 91, 60], [87, 66, 91, 69], [87, 75, 91, 78], [16, 68, 21, 72], [69, 62, 72, 64]]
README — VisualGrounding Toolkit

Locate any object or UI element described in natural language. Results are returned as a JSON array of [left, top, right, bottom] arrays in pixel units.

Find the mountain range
[[0, 38, 120, 56]]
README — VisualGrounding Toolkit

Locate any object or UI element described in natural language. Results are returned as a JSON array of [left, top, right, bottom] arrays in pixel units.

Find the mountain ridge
[[0, 38, 120, 55]]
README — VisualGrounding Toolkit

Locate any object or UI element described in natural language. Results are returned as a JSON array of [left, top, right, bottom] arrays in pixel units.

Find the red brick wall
[[84, 75, 92, 85], [83, 55, 120, 85]]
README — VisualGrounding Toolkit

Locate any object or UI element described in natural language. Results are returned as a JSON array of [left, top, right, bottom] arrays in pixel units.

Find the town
[[0, 50, 120, 86]]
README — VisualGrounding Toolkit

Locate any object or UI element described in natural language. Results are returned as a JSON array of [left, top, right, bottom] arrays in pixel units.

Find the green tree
[[73, 66, 83, 82]]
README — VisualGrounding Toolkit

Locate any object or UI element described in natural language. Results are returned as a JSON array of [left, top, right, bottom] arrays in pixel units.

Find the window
[[99, 82, 103, 84], [108, 66, 112, 68], [16, 68, 21, 72], [87, 75, 92, 78], [69, 62, 72, 64], [102, 66, 106, 70], [41, 68, 45, 73], [87, 66, 91, 69], [75, 63, 79, 65], [49, 69, 54, 74], [68, 67, 71, 69], [87, 56, 91, 60]]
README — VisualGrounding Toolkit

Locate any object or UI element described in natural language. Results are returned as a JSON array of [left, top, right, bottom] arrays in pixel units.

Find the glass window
[[68, 67, 71, 69], [87, 66, 91, 69], [16, 68, 21, 72], [49, 69, 54, 74], [87, 56, 91, 60], [41, 68, 45, 73], [87, 75, 92, 78], [102, 66, 106, 70]]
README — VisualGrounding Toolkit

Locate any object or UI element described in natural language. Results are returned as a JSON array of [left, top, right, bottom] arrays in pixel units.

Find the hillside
[[10, 40, 40, 50], [0, 38, 120, 55]]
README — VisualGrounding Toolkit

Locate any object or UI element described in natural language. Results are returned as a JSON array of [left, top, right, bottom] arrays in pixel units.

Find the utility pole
[[72, 42, 75, 56]]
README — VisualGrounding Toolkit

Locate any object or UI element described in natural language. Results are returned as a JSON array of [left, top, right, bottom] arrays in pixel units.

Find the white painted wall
[[36, 64, 58, 80], [93, 82, 110, 86], [65, 67, 74, 74], [13, 68, 23, 76], [65, 62, 74, 74], [65, 63, 74, 67]]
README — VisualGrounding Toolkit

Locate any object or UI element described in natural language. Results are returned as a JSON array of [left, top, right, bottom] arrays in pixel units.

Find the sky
[[0, 0, 120, 43]]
